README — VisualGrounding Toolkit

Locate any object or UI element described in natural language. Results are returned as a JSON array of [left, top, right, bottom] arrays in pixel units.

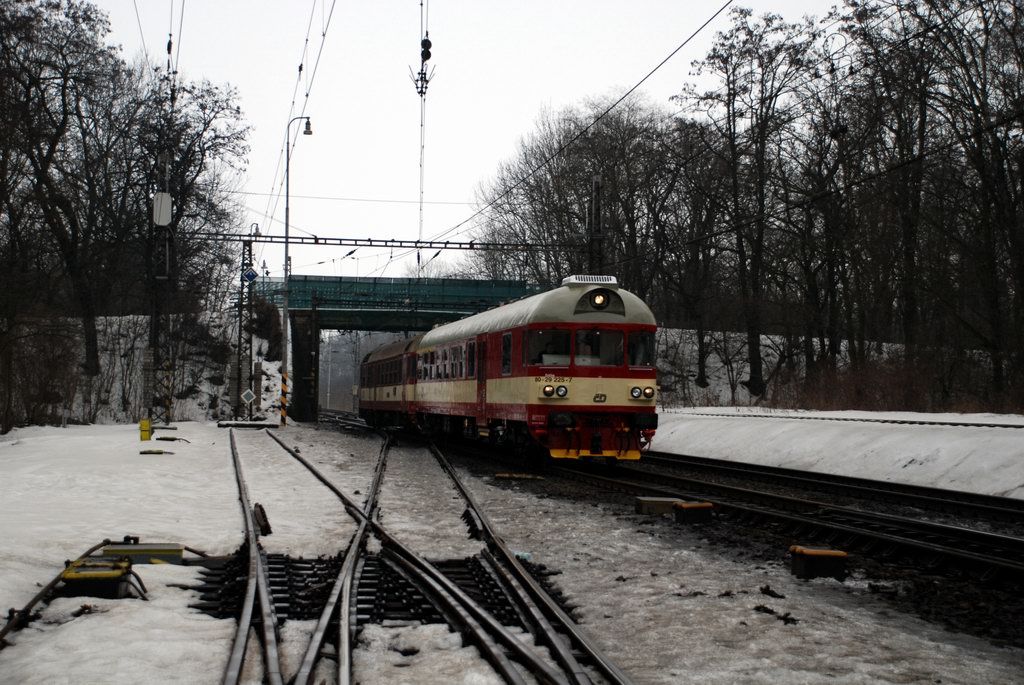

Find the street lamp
[[281, 116, 312, 426]]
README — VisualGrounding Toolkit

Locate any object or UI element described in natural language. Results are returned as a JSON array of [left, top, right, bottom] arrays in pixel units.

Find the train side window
[[453, 346, 463, 378], [501, 333, 512, 375], [467, 342, 476, 378]]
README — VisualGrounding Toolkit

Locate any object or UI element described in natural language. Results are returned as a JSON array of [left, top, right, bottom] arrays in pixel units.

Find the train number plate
[[593, 393, 607, 403], [536, 375, 571, 383]]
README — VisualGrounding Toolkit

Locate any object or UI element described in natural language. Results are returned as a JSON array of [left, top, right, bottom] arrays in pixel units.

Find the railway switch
[[101, 542, 184, 565]]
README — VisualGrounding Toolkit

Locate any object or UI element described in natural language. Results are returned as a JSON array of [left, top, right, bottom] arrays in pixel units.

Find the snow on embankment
[[656, 408, 1024, 500]]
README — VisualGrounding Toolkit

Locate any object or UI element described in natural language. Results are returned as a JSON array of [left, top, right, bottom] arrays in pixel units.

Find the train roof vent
[[561, 275, 618, 288]]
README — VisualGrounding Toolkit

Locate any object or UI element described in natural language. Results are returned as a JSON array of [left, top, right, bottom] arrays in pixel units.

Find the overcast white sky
[[94, 1, 827, 280]]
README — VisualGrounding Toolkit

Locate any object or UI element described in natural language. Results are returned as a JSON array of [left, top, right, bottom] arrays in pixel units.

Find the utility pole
[[411, 0, 434, 276], [281, 116, 313, 426], [149, 150, 175, 425]]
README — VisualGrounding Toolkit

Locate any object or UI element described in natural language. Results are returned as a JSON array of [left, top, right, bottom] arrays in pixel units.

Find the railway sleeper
[[184, 547, 342, 621], [353, 554, 528, 631]]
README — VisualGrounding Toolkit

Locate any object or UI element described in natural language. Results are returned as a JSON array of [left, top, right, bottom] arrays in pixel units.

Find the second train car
[[358, 275, 658, 461]]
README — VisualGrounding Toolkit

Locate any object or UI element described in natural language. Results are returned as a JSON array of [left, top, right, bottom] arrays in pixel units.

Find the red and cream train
[[358, 275, 658, 461]]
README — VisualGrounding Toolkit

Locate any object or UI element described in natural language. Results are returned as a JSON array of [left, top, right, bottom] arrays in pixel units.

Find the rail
[[224, 429, 283, 685], [268, 430, 607, 683], [430, 443, 633, 685], [559, 464, 1024, 580]]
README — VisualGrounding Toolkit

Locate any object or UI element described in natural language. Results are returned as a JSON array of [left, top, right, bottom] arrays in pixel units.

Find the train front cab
[[523, 322, 658, 462]]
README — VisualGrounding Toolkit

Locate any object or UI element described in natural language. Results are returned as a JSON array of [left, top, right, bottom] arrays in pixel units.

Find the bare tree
[[685, 8, 817, 397]]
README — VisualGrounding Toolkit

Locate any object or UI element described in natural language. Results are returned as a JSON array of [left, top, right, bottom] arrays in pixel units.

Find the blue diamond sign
[[242, 267, 259, 283]]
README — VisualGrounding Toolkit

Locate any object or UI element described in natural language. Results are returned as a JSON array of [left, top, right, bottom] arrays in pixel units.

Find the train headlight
[[555, 385, 569, 398], [643, 386, 655, 398], [542, 385, 555, 397], [590, 291, 609, 309], [630, 386, 642, 399]]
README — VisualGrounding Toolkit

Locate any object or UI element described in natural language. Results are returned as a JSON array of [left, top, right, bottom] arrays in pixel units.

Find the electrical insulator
[[421, 37, 432, 61]]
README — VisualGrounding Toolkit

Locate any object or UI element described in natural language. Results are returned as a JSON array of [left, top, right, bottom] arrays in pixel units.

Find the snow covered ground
[[657, 407, 1024, 499], [0, 411, 1022, 683]]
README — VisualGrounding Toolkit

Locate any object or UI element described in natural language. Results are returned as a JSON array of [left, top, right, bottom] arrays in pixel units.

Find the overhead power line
[[425, 0, 738, 245], [430, 0, 982, 251], [204, 234, 575, 252]]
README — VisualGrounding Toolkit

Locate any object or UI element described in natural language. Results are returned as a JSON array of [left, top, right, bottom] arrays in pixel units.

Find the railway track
[[318, 408, 369, 432], [556, 461, 1024, 581], [222, 426, 631, 684], [642, 451, 1024, 526]]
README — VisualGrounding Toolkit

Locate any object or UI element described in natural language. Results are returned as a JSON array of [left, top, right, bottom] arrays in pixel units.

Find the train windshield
[[628, 331, 655, 367], [526, 330, 570, 365], [575, 330, 623, 366]]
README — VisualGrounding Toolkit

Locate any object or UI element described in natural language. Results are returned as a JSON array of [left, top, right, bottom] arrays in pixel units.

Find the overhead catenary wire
[[422, 0, 738, 247], [360, 0, 739, 277], [254, 0, 339, 273], [173, 0, 185, 76], [256, 1, 875, 280], [427, 0, 982, 251], [256, 1, 984, 280], [266, 0, 904, 279], [131, 0, 151, 65], [591, 0, 1008, 270]]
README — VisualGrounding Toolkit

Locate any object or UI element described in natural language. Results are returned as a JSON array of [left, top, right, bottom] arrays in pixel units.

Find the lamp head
[[303, 119, 313, 135]]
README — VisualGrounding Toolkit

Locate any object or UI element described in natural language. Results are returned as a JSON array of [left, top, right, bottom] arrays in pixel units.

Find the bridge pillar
[[290, 310, 318, 422]]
